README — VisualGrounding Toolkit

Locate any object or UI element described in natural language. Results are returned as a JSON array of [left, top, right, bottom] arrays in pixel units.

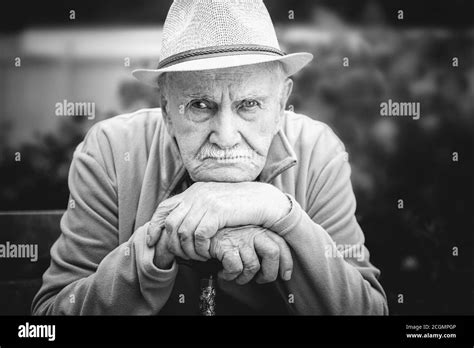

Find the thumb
[[152, 194, 182, 221], [147, 196, 182, 247]]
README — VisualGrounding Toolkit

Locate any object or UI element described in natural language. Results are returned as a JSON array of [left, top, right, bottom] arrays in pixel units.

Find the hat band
[[157, 44, 285, 69]]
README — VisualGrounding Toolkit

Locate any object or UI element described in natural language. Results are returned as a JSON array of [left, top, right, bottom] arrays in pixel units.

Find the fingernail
[[146, 234, 151, 246], [284, 270, 292, 281]]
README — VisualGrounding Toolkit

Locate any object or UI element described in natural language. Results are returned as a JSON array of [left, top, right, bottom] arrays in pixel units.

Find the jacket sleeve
[[32, 124, 178, 315], [270, 129, 389, 315]]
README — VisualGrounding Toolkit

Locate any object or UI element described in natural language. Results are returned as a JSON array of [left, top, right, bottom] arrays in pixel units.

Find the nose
[[209, 107, 241, 149]]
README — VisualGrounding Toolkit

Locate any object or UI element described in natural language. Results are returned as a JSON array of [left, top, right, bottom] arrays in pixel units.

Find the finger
[[254, 233, 280, 284], [146, 221, 164, 247], [164, 205, 191, 260], [266, 231, 293, 281], [178, 203, 208, 261], [154, 229, 175, 268], [148, 198, 182, 247], [152, 195, 182, 222], [218, 248, 243, 281], [168, 231, 189, 260], [194, 210, 220, 259], [235, 245, 260, 285]]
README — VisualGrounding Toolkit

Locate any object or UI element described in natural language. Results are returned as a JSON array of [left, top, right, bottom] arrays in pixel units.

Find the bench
[[0, 211, 63, 315]]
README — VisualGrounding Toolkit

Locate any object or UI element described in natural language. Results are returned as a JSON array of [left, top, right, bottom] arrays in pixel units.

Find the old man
[[33, 0, 388, 315]]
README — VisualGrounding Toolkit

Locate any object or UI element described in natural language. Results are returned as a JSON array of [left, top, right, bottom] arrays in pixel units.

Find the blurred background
[[0, 0, 473, 315]]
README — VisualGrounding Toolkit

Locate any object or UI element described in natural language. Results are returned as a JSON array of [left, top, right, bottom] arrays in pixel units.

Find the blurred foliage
[[0, 29, 472, 314], [0, 117, 87, 210], [287, 30, 473, 314]]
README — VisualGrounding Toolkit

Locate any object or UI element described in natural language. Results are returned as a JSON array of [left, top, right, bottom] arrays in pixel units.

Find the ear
[[159, 92, 175, 137], [280, 77, 293, 112], [274, 78, 293, 132]]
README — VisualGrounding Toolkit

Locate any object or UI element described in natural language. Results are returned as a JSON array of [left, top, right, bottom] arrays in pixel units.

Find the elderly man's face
[[160, 63, 293, 182]]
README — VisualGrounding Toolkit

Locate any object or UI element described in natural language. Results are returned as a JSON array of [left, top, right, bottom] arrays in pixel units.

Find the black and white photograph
[[0, 0, 472, 345]]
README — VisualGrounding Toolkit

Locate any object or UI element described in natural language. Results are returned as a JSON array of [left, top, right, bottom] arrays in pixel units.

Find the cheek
[[257, 103, 281, 132], [245, 112, 280, 152], [257, 115, 279, 134], [171, 116, 208, 157]]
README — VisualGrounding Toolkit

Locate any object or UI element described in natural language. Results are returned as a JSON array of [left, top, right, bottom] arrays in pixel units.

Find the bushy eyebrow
[[181, 92, 271, 102], [237, 93, 269, 100], [184, 93, 215, 100]]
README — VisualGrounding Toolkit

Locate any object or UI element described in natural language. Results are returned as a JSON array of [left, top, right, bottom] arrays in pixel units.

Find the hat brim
[[132, 52, 313, 87]]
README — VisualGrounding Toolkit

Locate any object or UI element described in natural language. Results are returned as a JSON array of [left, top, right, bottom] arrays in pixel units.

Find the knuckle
[[267, 246, 279, 259], [226, 265, 243, 274], [167, 242, 176, 254], [194, 230, 208, 242], [178, 230, 189, 243], [209, 240, 219, 258], [224, 260, 243, 274], [245, 262, 260, 273], [164, 218, 175, 233]]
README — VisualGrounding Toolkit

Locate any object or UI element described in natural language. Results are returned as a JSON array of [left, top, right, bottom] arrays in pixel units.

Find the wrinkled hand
[[149, 222, 293, 284], [209, 226, 293, 284], [147, 198, 181, 269], [148, 181, 290, 260]]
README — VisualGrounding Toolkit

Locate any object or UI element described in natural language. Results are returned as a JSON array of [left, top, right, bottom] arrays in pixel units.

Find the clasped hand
[[146, 182, 293, 284]]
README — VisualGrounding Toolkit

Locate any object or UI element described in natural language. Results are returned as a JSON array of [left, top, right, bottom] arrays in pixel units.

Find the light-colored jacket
[[32, 108, 389, 315]]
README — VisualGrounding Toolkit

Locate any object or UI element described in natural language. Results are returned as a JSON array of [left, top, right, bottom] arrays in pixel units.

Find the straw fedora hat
[[132, 0, 313, 87]]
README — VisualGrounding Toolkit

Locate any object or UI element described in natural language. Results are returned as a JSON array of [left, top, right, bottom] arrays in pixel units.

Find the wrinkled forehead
[[163, 62, 283, 98]]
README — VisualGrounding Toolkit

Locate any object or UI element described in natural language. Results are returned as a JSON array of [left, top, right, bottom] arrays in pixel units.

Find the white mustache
[[197, 144, 257, 160]]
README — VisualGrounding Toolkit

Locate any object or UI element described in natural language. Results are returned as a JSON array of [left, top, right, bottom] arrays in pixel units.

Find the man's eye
[[191, 100, 211, 110], [241, 100, 259, 109]]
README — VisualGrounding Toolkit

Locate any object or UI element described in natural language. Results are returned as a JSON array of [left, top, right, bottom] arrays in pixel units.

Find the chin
[[187, 158, 266, 182], [190, 167, 260, 183]]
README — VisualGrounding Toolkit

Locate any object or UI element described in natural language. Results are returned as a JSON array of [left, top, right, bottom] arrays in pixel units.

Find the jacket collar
[[160, 113, 298, 196], [258, 128, 298, 183]]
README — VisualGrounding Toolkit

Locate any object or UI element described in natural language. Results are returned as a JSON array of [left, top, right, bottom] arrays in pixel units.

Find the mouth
[[202, 156, 253, 164]]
